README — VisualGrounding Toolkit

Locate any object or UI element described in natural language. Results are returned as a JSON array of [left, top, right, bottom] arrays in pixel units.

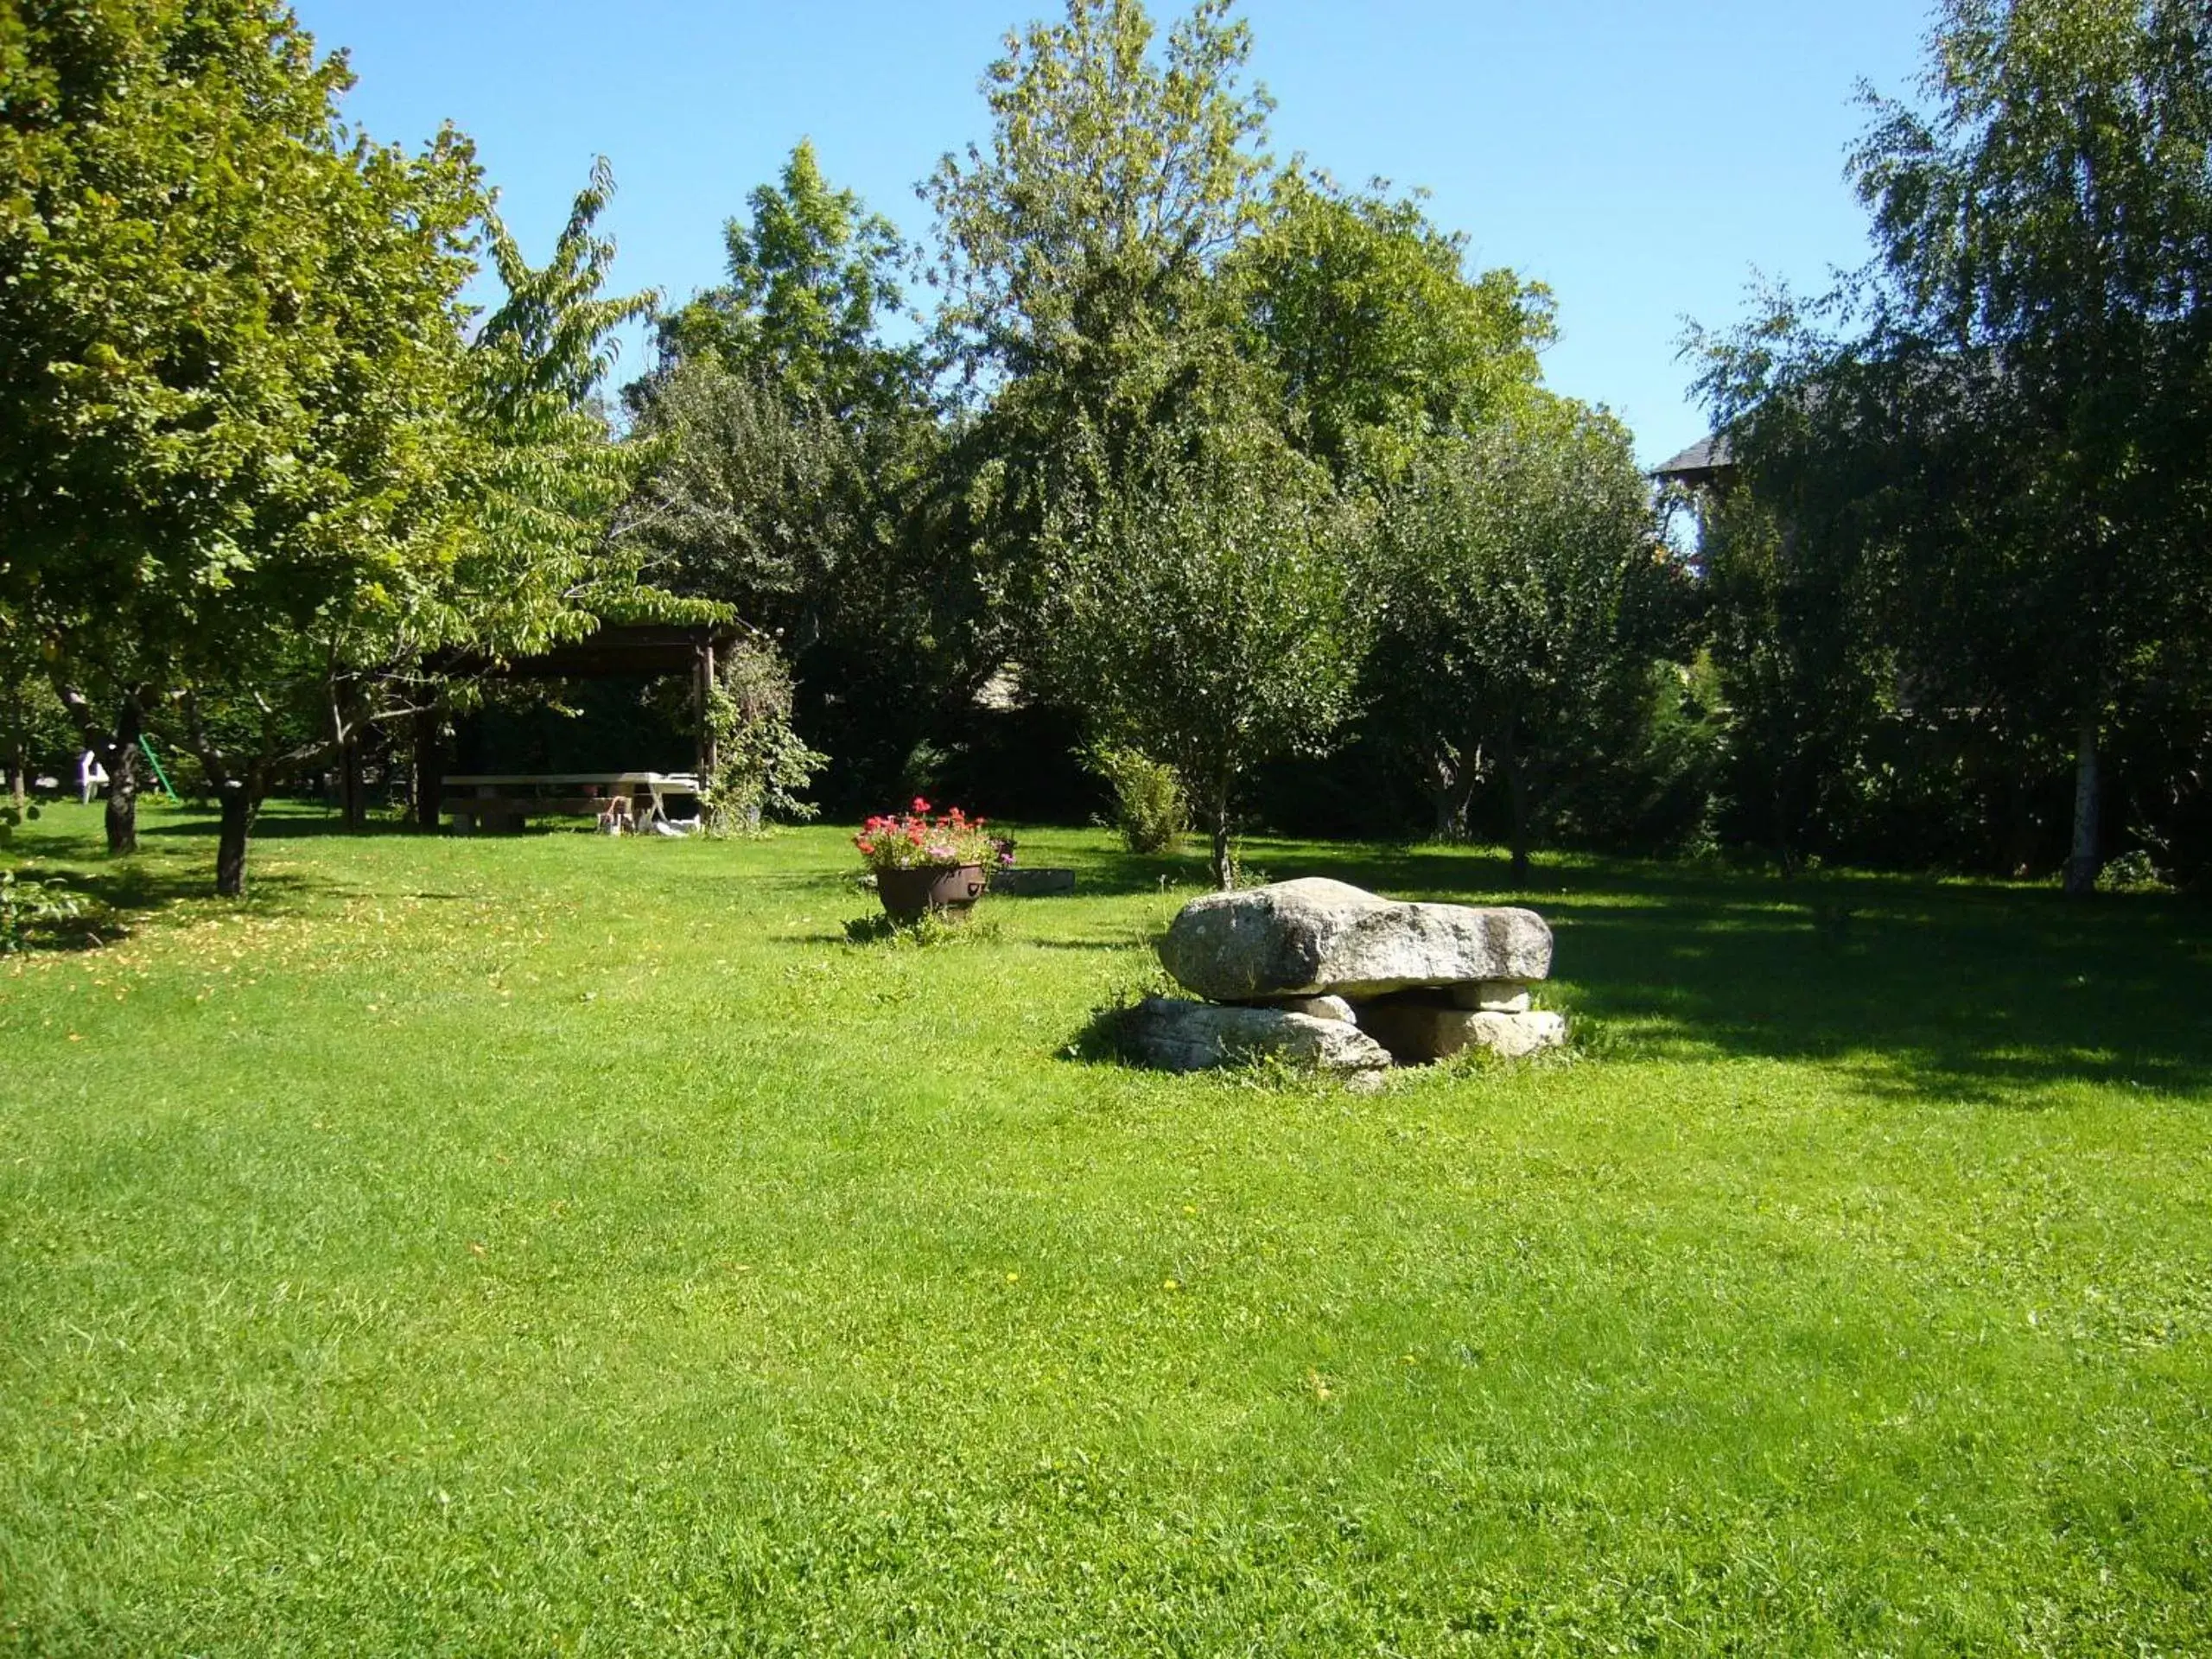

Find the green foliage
[[167, 156, 672, 894], [0, 0, 677, 892], [1046, 405, 1365, 887], [1, 634, 74, 797], [1691, 0, 2212, 887], [2094, 849, 2169, 893], [622, 338, 985, 816], [0, 867, 81, 952], [1230, 168, 1554, 481], [924, 0, 1277, 653], [1086, 743, 1190, 854], [1544, 658, 1728, 856], [623, 353, 868, 636], [626, 144, 987, 811], [453, 159, 675, 660], [660, 139, 918, 420], [698, 633, 827, 835], [1375, 398, 1682, 877], [0, 0, 484, 837], [925, 0, 1271, 392]]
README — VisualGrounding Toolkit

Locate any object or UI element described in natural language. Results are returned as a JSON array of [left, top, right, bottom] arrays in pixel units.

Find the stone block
[[1449, 981, 1533, 1013], [1354, 1001, 1567, 1064], [1111, 997, 1391, 1075]]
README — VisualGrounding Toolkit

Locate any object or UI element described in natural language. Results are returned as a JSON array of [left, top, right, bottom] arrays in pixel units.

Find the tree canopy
[[1694, 0, 2212, 890]]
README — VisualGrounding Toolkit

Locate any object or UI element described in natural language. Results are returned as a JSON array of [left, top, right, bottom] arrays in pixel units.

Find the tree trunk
[[2063, 706, 2101, 897], [1209, 772, 1235, 891], [412, 706, 442, 831], [104, 733, 140, 855], [340, 731, 366, 832], [1769, 744, 1800, 878], [1426, 742, 1478, 842], [5, 677, 25, 810], [1508, 776, 1532, 887], [215, 784, 257, 899], [55, 686, 145, 852], [1501, 719, 1532, 888]]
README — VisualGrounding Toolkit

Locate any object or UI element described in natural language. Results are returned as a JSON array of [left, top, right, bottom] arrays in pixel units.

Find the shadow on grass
[[1548, 877, 2212, 1102], [139, 810, 442, 842], [1, 861, 319, 953], [6, 809, 325, 953], [1071, 839, 2212, 1103]]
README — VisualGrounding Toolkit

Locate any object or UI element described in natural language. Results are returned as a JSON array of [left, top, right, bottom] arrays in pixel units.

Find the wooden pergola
[[415, 621, 741, 830]]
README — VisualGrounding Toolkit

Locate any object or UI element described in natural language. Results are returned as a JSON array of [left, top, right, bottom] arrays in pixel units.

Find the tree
[[657, 138, 918, 421], [169, 160, 668, 896], [621, 355, 862, 642], [1229, 168, 1555, 482], [1697, 0, 2212, 893], [1375, 399, 1678, 884], [1045, 404, 1364, 887], [0, 0, 482, 877], [0, 0, 677, 894], [927, 0, 1269, 391], [0, 617, 72, 809], [925, 0, 1274, 612], [627, 142, 1001, 810]]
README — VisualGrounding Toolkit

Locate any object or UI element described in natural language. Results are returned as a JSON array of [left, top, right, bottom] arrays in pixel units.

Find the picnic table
[[444, 772, 702, 834]]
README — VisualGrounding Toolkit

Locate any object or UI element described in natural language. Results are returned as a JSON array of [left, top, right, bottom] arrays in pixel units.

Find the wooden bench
[[444, 772, 702, 834]]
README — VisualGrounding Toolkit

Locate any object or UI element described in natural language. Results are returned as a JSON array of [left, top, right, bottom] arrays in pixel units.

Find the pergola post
[[696, 639, 718, 779]]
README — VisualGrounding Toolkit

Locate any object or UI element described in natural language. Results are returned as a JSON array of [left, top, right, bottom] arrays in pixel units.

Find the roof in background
[[1653, 434, 1734, 479]]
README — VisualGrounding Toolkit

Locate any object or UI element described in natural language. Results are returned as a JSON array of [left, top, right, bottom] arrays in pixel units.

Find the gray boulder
[[1113, 997, 1391, 1075], [1158, 878, 1552, 1001], [1357, 1001, 1567, 1064]]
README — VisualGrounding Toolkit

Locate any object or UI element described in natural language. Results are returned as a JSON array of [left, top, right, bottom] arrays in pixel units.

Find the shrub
[[1088, 745, 1189, 855], [0, 868, 84, 954], [2095, 849, 2168, 893], [700, 634, 828, 836]]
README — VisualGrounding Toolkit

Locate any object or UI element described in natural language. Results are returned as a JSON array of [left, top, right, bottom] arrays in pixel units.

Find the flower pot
[[875, 862, 988, 923]]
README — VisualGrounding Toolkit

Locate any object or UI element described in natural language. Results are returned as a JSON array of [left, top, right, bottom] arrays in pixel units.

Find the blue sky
[[293, 0, 1936, 467]]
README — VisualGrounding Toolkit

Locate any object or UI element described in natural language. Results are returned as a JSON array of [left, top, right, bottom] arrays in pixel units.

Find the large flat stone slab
[[1112, 997, 1391, 1075], [1158, 878, 1552, 1001]]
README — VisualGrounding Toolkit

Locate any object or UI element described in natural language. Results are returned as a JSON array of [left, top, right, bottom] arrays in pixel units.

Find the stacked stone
[[1121, 878, 1564, 1075]]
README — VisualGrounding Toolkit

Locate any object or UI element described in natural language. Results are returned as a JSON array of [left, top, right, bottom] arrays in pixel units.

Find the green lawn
[[3, 803, 2209, 1655]]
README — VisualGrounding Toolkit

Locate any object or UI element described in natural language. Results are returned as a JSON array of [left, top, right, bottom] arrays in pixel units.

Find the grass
[[2, 801, 2209, 1654]]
